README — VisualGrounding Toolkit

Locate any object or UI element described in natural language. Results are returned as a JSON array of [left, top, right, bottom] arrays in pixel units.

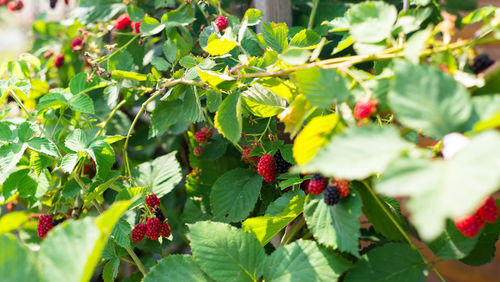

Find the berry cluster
[[214, 16, 228, 31], [193, 127, 213, 157], [114, 13, 141, 34], [54, 54, 64, 68], [455, 196, 498, 237], [131, 193, 172, 243], [37, 215, 66, 238], [303, 175, 350, 206]]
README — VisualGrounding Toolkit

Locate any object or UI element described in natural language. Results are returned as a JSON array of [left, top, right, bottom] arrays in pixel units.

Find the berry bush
[[1, 0, 500, 281]]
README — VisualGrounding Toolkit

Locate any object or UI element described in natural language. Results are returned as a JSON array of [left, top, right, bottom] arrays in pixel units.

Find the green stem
[[308, 0, 320, 30], [125, 247, 148, 276], [280, 216, 305, 246], [94, 99, 127, 138]]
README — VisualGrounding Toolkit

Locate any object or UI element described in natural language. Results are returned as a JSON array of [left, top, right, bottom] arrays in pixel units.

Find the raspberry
[[145, 194, 160, 210], [193, 145, 203, 157], [455, 214, 484, 238], [274, 150, 292, 174], [146, 218, 161, 240], [333, 178, 350, 198], [257, 154, 276, 183], [476, 197, 498, 223], [195, 131, 208, 143], [324, 186, 341, 206], [115, 13, 131, 31], [43, 50, 53, 59], [214, 16, 228, 31], [202, 126, 213, 138], [470, 54, 494, 74], [160, 221, 171, 238], [37, 215, 54, 239], [49, 0, 57, 9], [132, 223, 147, 243], [0, 0, 7, 5], [54, 54, 64, 68], [353, 99, 377, 120], [131, 21, 141, 34], [71, 37, 83, 51], [307, 174, 328, 195]]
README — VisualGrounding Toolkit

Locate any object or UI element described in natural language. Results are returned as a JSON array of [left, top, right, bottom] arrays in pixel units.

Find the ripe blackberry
[[353, 99, 377, 120], [333, 178, 350, 198], [132, 223, 147, 243], [145, 194, 160, 210], [160, 221, 171, 238], [131, 21, 141, 34], [154, 209, 166, 222], [53, 218, 66, 226], [307, 174, 327, 195], [274, 150, 292, 174], [37, 215, 54, 239], [215, 16, 228, 31], [455, 214, 484, 238], [477, 197, 498, 223], [324, 186, 341, 206], [257, 154, 276, 183], [115, 13, 131, 30], [146, 218, 161, 240], [49, 0, 57, 9], [54, 54, 64, 68], [470, 54, 494, 74], [193, 145, 203, 157], [195, 131, 208, 143]]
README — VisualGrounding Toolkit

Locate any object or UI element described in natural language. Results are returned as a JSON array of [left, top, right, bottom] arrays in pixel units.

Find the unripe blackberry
[[132, 223, 147, 243], [242, 148, 259, 165], [215, 16, 228, 31], [324, 186, 341, 206], [54, 54, 64, 68], [195, 131, 208, 143], [455, 214, 484, 238], [115, 13, 131, 31], [145, 193, 160, 210], [274, 150, 292, 174], [131, 22, 141, 34], [160, 221, 171, 238], [333, 178, 350, 198], [202, 127, 213, 138], [146, 218, 161, 240], [71, 37, 83, 51], [43, 50, 53, 59], [354, 99, 377, 120], [257, 154, 276, 183], [307, 174, 327, 195], [477, 197, 498, 223], [37, 215, 54, 239], [193, 145, 203, 156]]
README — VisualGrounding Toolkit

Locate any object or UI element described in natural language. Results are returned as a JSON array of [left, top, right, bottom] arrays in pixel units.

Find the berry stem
[[280, 216, 305, 246], [125, 246, 148, 276]]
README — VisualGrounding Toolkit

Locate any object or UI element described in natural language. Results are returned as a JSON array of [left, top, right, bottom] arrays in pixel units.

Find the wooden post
[[254, 0, 292, 30]]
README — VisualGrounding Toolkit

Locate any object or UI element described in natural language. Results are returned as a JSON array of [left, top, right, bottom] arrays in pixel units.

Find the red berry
[[477, 197, 498, 223], [257, 154, 276, 183], [146, 218, 161, 240], [16, 0, 22, 9], [353, 99, 377, 120], [71, 37, 83, 51], [0, 0, 7, 5], [160, 221, 171, 238], [115, 13, 131, 31], [455, 214, 484, 238], [37, 215, 54, 239], [145, 194, 160, 210], [43, 50, 53, 59], [7, 1, 19, 11], [333, 178, 350, 198], [131, 21, 141, 34], [202, 127, 213, 138], [54, 54, 64, 68], [214, 16, 228, 31], [193, 145, 203, 157], [307, 174, 328, 195], [195, 131, 208, 143], [131, 223, 146, 243]]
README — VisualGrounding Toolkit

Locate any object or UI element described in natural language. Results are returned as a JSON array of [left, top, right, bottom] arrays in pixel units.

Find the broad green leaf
[[3, 169, 37, 199], [65, 129, 87, 152], [127, 5, 145, 21], [163, 38, 177, 63], [182, 87, 204, 123], [189, 221, 266, 282], [299, 125, 408, 180], [266, 190, 305, 216], [404, 28, 431, 64], [145, 255, 212, 282], [462, 6, 495, 24], [140, 14, 165, 36], [197, 70, 235, 88], [69, 73, 100, 95], [17, 122, 35, 143], [36, 93, 68, 112], [243, 194, 304, 246], [214, 91, 242, 144], [115, 187, 148, 209], [88, 140, 115, 180], [348, 1, 397, 43], [344, 243, 428, 282], [132, 151, 182, 197], [210, 168, 262, 222], [110, 218, 132, 249], [242, 84, 286, 117], [280, 48, 310, 65], [293, 114, 339, 166], [151, 57, 171, 71], [304, 193, 362, 256], [83, 176, 120, 209], [289, 29, 321, 49], [102, 258, 120, 282], [428, 220, 479, 260], [389, 60, 472, 139], [243, 9, 263, 26], [204, 38, 237, 56], [264, 240, 350, 281], [0, 143, 27, 184], [72, 1, 126, 24], [59, 153, 79, 174], [161, 9, 195, 27], [262, 22, 288, 53], [69, 94, 95, 114], [377, 131, 500, 240], [278, 94, 312, 137], [149, 100, 182, 138], [27, 137, 59, 158], [0, 122, 13, 141], [110, 70, 147, 81], [293, 67, 349, 108], [0, 212, 29, 234], [0, 234, 39, 282]]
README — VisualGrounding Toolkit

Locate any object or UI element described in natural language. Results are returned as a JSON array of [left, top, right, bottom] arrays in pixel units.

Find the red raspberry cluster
[[37, 215, 54, 239], [114, 13, 141, 34], [131, 193, 172, 242], [455, 196, 498, 237], [193, 127, 213, 157], [257, 154, 276, 183]]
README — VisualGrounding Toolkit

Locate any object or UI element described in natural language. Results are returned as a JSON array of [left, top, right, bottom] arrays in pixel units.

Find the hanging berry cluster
[[37, 215, 66, 239], [131, 193, 171, 243], [455, 197, 498, 237], [192, 127, 213, 157]]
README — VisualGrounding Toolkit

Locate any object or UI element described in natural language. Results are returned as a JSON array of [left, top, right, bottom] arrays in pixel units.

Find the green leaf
[[298, 125, 408, 180], [404, 28, 431, 64], [428, 220, 479, 260], [0, 143, 27, 184], [344, 243, 428, 282], [182, 87, 204, 123], [189, 221, 266, 282], [289, 29, 321, 49], [59, 153, 79, 174], [145, 255, 213, 282], [243, 194, 305, 246], [280, 48, 311, 66], [3, 169, 37, 199], [210, 168, 262, 222], [102, 258, 120, 282], [262, 22, 288, 53], [242, 84, 286, 117], [140, 14, 165, 36], [161, 9, 195, 27], [17, 122, 35, 143], [127, 5, 145, 21], [204, 38, 237, 56], [389, 60, 472, 139], [27, 137, 59, 158], [377, 131, 500, 240], [149, 100, 182, 138], [264, 240, 351, 281], [243, 9, 263, 26], [151, 57, 171, 71], [304, 193, 362, 256], [206, 90, 222, 113], [69, 93, 95, 114], [214, 91, 242, 144], [0, 212, 29, 234], [293, 67, 349, 108], [462, 6, 495, 24], [36, 93, 68, 112], [266, 190, 305, 216], [111, 70, 148, 81], [348, 1, 397, 43], [0, 122, 13, 141], [132, 151, 182, 197], [65, 129, 88, 152], [163, 38, 177, 63], [72, 1, 126, 24], [110, 218, 132, 249], [69, 73, 100, 95], [88, 140, 115, 180], [197, 69, 235, 88], [0, 234, 39, 282]]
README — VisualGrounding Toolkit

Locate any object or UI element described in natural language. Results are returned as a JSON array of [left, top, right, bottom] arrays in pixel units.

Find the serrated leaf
[[243, 9, 263, 26], [140, 14, 165, 36], [293, 67, 349, 108], [242, 84, 286, 117], [428, 220, 479, 259], [145, 255, 213, 282], [36, 93, 68, 112], [348, 1, 397, 43], [27, 137, 59, 158], [110, 218, 132, 248], [59, 153, 79, 174], [88, 140, 115, 180], [204, 38, 237, 56], [0, 234, 39, 282], [132, 151, 182, 197], [289, 29, 321, 49], [0, 143, 27, 184], [214, 91, 242, 144], [65, 129, 87, 152], [69, 73, 100, 95], [149, 100, 182, 138], [262, 22, 288, 53]]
